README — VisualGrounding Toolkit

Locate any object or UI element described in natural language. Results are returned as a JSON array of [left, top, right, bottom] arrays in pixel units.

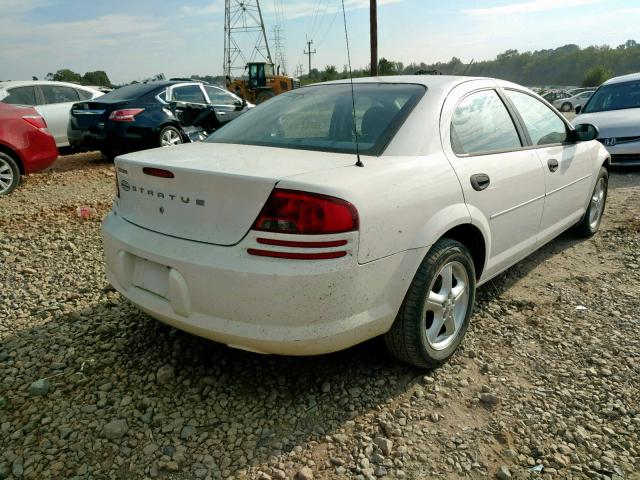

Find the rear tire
[[561, 102, 572, 112], [384, 239, 476, 368], [0, 152, 20, 196], [159, 126, 183, 147], [256, 90, 276, 104], [574, 167, 608, 238]]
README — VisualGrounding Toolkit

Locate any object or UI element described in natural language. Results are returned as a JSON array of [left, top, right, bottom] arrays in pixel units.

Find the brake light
[[252, 189, 358, 235], [109, 108, 145, 122], [143, 167, 174, 178], [115, 171, 120, 198], [22, 115, 48, 130]]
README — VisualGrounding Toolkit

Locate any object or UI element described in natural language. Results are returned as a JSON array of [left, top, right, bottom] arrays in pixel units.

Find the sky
[[1, 0, 639, 84]]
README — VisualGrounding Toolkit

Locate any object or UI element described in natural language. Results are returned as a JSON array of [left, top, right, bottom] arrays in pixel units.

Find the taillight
[[22, 115, 48, 130], [115, 171, 120, 198], [143, 167, 174, 178], [109, 108, 145, 122], [252, 189, 358, 235]]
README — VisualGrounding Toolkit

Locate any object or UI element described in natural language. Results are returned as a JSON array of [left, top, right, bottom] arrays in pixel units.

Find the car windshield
[[583, 80, 640, 113], [206, 83, 426, 156]]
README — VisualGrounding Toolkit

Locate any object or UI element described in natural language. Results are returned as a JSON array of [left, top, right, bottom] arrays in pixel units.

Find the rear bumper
[[68, 124, 158, 155], [18, 130, 58, 174], [102, 212, 424, 355]]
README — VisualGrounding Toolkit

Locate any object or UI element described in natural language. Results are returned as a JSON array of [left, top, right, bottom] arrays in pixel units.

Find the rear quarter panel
[[278, 153, 468, 264]]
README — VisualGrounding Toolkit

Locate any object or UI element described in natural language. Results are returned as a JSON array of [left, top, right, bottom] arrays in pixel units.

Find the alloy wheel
[[588, 177, 606, 230], [160, 129, 182, 147], [424, 261, 470, 351], [0, 157, 15, 195]]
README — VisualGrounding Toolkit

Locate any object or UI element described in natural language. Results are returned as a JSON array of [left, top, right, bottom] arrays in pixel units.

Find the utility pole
[[304, 40, 316, 75], [370, 0, 378, 76]]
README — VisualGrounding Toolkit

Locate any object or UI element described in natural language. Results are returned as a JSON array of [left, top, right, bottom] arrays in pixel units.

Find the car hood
[[573, 108, 640, 138]]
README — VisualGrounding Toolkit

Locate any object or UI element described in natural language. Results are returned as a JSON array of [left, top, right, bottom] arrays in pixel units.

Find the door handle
[[548, 158, 559, 172], [470, 173, 490, 191]]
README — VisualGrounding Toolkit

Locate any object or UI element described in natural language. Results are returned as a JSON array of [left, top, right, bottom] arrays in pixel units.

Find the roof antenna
[[341, 0, 364, 167]]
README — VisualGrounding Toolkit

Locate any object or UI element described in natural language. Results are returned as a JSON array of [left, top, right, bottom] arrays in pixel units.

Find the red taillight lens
[[109, 108, 145, 122], [22, 115, 48, 130], [143, 167, 174, 178], [252, 189, 358, 235]]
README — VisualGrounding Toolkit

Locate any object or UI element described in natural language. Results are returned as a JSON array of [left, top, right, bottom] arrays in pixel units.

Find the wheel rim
[[0, 157, 15, 195], [160, 129, 182, 147], [424, 260, 470, 351], [588, 177, 606, 230]]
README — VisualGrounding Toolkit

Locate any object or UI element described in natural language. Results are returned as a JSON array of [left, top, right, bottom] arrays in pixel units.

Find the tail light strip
[[256, 238, 347, 249], [247, 249, 347, 260]]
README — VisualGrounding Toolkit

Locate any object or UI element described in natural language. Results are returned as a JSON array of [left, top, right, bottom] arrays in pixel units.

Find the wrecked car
[[67, 80, 252, 160]]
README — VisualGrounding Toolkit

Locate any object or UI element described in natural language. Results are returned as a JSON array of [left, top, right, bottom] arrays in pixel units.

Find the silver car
[[553, 90, 594, 112], [574, 72, 640, 166], [0, 81, 103, 147]]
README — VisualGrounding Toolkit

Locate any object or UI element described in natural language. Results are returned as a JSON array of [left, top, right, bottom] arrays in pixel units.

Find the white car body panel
[[102, 76, 607, 356]]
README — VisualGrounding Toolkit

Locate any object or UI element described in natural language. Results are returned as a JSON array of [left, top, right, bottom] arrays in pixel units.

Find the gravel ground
[[1, 152, 639, 480]]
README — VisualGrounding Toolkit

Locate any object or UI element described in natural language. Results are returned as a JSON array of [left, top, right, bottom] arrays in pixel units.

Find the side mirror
[[575, 105, 582, 115], [572, 123, 599, 142]]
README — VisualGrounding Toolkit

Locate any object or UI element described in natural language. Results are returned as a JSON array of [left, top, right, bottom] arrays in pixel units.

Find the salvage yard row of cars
[[0, 72, 638, 367]]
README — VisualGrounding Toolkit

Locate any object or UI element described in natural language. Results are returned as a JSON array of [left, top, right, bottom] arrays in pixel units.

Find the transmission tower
[[271, 25, 288, 76], [224, 0, 273, 78]]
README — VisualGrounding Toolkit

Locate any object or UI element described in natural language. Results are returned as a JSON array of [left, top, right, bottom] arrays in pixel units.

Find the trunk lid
[[114, 142, 357, 245], [69, 100, 128, 132]]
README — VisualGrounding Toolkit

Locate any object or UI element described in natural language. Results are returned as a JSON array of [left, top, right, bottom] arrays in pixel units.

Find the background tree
[[52, 69, 83, 83], [82, 70, 112, 87], [582, 66, 614, 87]]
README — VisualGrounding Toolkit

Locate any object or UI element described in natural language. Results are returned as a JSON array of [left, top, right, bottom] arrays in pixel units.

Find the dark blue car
[[68, 81, 251, 160]]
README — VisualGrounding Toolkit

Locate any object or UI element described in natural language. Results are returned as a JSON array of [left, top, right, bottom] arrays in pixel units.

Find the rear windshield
[[583, 80, 640, 113], [207, 83, 426, 156], [99, 83, 163, 101]]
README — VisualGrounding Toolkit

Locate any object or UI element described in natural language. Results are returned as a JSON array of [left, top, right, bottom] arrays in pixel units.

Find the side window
[[204, 86, 238, 106], [506, 90, 569, 146], [76, 89, 93, 100], [451, 90, 522, 155], [41, 85, 80, 104], [171, 85, 206, 104], [2, 86, 37, 105]]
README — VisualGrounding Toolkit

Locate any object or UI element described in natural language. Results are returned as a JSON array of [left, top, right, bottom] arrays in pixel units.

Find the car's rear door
[[503, 88, 593, 245], [36, 84, 81, 146], [204, 86, 243, 124], [441, 81, 547, 280]]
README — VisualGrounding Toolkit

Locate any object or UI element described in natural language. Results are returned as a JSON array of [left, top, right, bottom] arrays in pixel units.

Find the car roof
[[0, 80, 102, 92], [603, 72, 640, 85], [313, 75, 516, 96]]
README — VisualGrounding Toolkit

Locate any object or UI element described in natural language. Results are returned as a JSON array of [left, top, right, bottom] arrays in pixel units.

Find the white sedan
[[552, 90, 594, 112], [0, 80, 103, 147], [103, 76, 609, 368]]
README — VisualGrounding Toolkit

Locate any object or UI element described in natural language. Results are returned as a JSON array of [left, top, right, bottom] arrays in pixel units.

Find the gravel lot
[[1, 151, 639, 480]]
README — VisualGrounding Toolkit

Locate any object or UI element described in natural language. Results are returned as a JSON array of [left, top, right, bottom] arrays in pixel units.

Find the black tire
[[159, 126, 183, 147], [100, 150, 116, 162], [0, 152, 21, 196], [384, 239, 476, 368], [574, 167, 608, 238], [256, 90, 276, 104], [561, 102, 572, 112]]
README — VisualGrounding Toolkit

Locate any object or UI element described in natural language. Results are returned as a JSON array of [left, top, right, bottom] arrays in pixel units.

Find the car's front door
[[442, 83, 547, 280], [204, 86, 244, 124], [504, 89, 593, 245], [36, 84, 81, 146]]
